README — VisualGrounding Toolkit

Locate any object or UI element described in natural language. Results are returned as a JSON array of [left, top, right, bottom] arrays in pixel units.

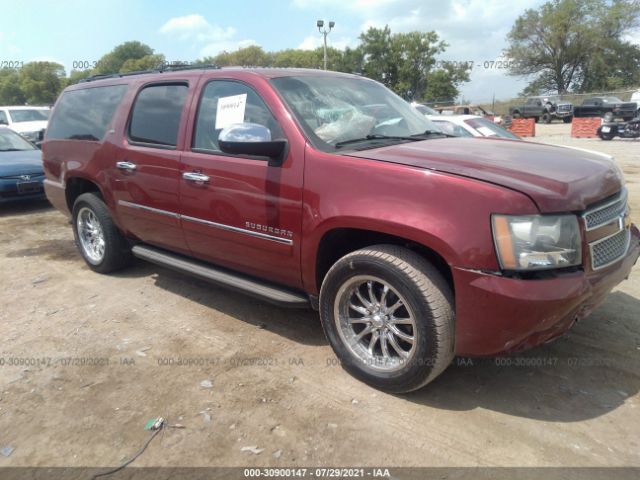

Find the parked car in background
[[425, 104, 510, 127], [0, 127, 46, 203], [573, 97, 638, 121], [410, 102, 439, 116], [428, 115, 520, 140], [43, 67, 639, 393], [509, 96, 573, 123], [0, 106, 50, 144], [631, 90, 640, 104]]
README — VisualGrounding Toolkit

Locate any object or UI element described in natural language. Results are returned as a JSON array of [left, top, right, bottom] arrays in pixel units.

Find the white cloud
[[159, 14, 257, 57]]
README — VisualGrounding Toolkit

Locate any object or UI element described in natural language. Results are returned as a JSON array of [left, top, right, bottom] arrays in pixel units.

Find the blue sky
[[0, 0, 604, 102]]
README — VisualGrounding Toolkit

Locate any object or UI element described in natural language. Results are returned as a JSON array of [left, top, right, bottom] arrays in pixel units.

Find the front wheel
[[319, 245, 455, 393], [72, 192, 132, 273], [563, 116, 573, 124]]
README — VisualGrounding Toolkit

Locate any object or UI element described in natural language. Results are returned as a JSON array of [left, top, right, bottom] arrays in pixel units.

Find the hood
[[346, 137, 623, 212], [9, 121, 47, 133], [0, 150, 44, 177]]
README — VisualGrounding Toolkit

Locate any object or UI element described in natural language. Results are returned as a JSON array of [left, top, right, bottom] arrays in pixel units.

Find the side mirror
[[218, 123, 287, 166]]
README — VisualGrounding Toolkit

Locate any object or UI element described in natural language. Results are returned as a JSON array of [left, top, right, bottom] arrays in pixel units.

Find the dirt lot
[[0, 124, 639, 473]]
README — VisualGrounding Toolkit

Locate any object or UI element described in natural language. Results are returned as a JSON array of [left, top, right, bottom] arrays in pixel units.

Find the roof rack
[[78, 64, 220, 83]]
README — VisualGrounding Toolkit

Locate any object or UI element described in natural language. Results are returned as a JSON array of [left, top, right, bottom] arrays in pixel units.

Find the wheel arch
[[312, 226, 454, 297], [65, 176, 104, 212]]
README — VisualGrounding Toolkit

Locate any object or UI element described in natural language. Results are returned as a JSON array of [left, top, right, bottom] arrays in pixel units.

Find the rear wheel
[[319, 245, 455, 393], [541, 113, 552, 124], [599, 132, 614, 141], [563, 116, 573, 124], [72, 193, 132, 273]]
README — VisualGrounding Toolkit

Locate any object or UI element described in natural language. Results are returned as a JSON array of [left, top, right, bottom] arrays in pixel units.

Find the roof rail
[[78, 64, 220, 83]]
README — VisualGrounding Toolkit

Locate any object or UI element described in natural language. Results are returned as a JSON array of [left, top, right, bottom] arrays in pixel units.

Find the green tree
[[94, 41, 154, 74], [0, 68, 26, 104], [120, 54, 166, 73], [19, 62, 65, 104], [203, 45, 272, 67], [358, 26, 469, 100], [506, 0, 640, 93]]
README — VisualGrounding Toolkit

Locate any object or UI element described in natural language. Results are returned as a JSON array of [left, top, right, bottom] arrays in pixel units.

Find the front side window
[[47, 85, 127, 141], [0, 111, 9, 125], [8, 109, 50, 123], [270, 75, 439, 152], [193, 80, 284, 153], [129, 84, 188, 147]]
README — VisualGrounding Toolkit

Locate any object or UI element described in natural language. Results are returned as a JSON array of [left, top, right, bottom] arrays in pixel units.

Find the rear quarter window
[[47, 85, 128, 141]]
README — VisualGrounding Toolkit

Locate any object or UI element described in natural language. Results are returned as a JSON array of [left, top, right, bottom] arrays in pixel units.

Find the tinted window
[[0, 111, 7, 124], [47, 85, 127, 141], [193, 81, 283, 152], [129, 84, 188, 147]]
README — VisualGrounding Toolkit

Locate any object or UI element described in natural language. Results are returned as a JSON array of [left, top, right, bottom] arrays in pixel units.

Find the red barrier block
[[571, 117, 601, 138], [508, 118, 535, 137]]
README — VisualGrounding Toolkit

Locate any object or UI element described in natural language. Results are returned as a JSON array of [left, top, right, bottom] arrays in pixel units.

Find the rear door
[[178, 78, 304, 288], [111, 82, 192, 254]]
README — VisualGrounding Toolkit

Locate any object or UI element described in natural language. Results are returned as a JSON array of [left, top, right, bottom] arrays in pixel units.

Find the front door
[[179, 79, 304, 288]]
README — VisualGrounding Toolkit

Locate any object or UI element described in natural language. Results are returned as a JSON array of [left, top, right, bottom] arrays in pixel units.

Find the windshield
[[8, 109, 50, 123], [602, 97, 623, 103], [0, 128, 37, 151], [271, 75, 439, 151], [464, 117, 520, 140], [414, 104, 438, 116]]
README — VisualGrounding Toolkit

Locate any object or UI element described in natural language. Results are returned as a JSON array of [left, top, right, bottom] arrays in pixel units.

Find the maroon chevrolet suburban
[[42, 67, 639, 392]]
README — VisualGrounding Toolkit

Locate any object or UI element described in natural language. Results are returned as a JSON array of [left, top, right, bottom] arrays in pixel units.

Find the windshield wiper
[[334, 134, 421, 148], [0, 148, 26, 152], [410, 129, 455, 138]]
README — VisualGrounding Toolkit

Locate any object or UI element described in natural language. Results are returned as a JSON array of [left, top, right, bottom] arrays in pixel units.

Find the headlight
[[492, 214, 582, 271]]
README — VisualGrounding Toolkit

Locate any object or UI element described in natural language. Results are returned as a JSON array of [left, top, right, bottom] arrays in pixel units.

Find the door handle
[[182, 172, 210, 184], [116, 161, 137, 171]]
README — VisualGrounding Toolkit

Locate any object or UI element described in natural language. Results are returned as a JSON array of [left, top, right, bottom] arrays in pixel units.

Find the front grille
[[583, 189, 630, 270], [583, 189, 627, 230], [590, 229, 631, 270], [557, 104, 572, 113]]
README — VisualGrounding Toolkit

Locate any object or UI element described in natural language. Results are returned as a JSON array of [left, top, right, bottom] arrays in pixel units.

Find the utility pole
[[317, 20, 335, 70]]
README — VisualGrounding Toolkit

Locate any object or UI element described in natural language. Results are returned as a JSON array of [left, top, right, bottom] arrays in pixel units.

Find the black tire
[[319, 245, 455, 393], [72, 192, 132, 273], [511, 111, 521, 119], [541, 113, 552, 124], [563, 116, 573, 124], [600, 132, 614, 141], [534, 116, 540, 123]]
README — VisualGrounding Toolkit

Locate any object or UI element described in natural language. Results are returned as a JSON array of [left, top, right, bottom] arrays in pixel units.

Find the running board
[[132, 245, 310, 308]]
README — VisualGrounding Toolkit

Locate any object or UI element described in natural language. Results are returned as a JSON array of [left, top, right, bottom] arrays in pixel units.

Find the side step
[[132, 245, 310, 308]]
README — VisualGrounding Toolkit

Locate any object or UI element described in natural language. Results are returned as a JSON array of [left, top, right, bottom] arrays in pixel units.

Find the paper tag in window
[[215, 94, 247, 130]]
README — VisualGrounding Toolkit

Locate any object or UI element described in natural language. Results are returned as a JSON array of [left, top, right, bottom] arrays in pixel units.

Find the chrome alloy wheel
[[334, 275, 417, 372], [76, 207, 105, 264]]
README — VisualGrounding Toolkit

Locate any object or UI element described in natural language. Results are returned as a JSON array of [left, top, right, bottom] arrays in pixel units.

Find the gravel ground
[[0, 123, 638, 473]]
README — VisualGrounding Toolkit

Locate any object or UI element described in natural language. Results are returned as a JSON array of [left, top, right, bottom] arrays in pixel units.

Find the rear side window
[[129, 84, 188, 147], [47, 85, 127, 141]]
